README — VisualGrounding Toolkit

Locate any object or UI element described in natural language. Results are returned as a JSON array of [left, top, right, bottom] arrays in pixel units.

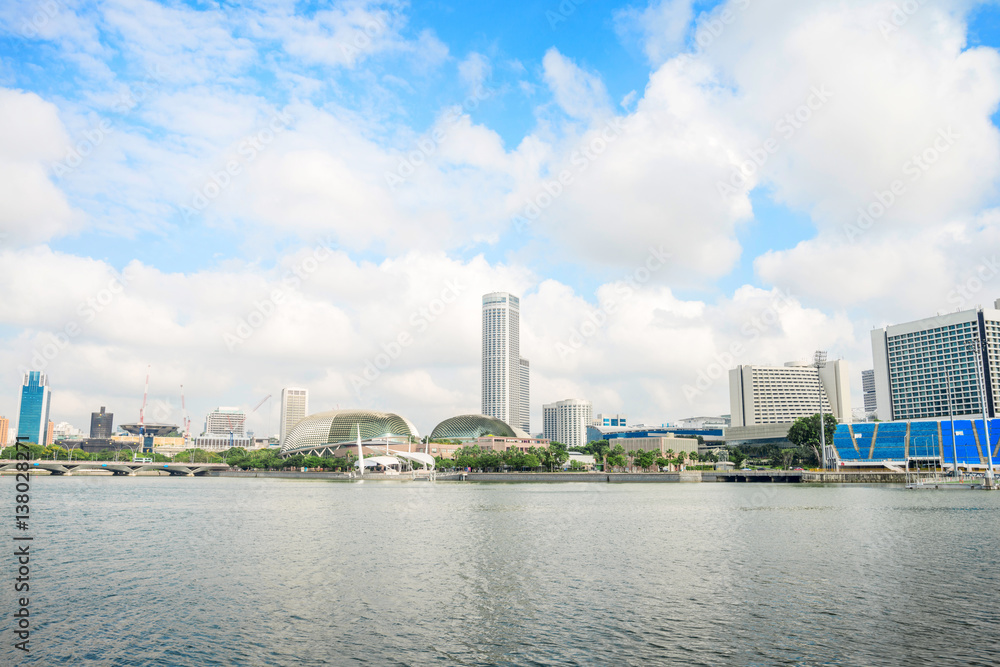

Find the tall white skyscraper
[[861, 369, 877, 413], [482, 292, 521, 428], [542, 398, 592, 450], [729, 360, 852, 427], [519, 357, 530, 433], [280, 387, 309, 445]]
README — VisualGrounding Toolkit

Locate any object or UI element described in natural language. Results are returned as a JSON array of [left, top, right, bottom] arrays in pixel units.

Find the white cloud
[[614, 0, 696, 65], [541, 48, 613, 121]]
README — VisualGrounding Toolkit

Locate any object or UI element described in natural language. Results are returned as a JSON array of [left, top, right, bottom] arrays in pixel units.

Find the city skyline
[[2, 1, 1000, 441]]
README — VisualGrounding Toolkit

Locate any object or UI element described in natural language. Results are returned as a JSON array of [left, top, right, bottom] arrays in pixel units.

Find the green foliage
[[1, 443, 45, 459], [172, 448, 222, 464], [606, 444, 627, 471], [787, 413, 837, 466], [633, 449, 657, 470], [730, 448, 747, 468]]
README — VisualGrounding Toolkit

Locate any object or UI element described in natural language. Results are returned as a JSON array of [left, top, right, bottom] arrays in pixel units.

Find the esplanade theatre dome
[[429, 414, 529, 441], [281, 409, 419, 454]]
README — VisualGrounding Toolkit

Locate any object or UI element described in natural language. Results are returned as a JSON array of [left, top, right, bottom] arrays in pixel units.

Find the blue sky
[[2, 0, 1000, 435]]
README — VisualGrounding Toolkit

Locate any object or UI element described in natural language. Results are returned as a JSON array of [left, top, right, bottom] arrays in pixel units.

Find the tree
[[787, 413, 837, 466], [548, 442, 570, 471], [655, 456, 670, 470], [606, 444, 627, 471], [587, 440, 610, 471], [633, 449, 656, 471], [730, 448, 747, 468]]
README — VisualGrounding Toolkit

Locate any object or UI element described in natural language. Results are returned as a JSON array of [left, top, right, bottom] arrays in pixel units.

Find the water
[[3, 477, 999, 666]]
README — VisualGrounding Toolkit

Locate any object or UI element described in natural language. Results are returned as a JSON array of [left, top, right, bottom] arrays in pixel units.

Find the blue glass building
[[16, 372, 51, 445]]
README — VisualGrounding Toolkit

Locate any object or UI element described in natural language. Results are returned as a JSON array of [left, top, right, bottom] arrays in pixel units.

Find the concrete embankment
[[210, 470, 909, 483]]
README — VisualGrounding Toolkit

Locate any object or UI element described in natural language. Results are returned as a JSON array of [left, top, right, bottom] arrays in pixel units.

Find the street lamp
[[815, 350, 828, 470]]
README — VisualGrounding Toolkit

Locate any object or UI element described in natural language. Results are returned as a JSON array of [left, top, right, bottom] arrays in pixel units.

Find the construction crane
[[180, 384, 191, 447], [252, 394, 272, 445]]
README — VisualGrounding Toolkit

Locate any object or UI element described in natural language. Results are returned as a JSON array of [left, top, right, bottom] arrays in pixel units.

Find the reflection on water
[[4, 477, 999, 666]]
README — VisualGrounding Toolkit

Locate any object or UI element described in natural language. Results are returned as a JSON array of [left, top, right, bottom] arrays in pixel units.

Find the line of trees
[[438, 442, 571, 471]]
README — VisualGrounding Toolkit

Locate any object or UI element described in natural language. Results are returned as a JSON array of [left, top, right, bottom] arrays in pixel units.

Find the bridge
[[0, 460, 230, 476]]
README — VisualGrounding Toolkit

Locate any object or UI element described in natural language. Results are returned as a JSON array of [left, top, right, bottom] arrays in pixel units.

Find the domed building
[[281, 409, 420, 458], [429, 414, 530, 441]]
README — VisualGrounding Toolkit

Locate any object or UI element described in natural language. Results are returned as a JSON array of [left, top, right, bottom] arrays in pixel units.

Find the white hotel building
[[280, 387, 309, 446], [729, 360, 851, 427], [542, 399, 592, 450]]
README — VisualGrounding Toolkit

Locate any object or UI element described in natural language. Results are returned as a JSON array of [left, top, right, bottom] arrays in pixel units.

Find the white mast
[[357, 424, 364, 476]]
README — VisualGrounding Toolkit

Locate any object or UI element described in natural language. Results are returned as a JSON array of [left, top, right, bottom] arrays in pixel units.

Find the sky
[[1, 0, 1000, 439]]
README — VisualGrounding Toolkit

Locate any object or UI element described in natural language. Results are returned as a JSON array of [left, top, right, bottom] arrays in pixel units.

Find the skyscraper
[[90, 406, 114, 439], [0, 416, 8, 447], [482, 292, 521, 428], [861, 370, 877, 413], [16, 371, 51, 445], [728, 361, 852, 427], [542, 398, 592, 450], [280, 388, 308, 445], [519, 357, 530, 433], [870, 301, 1000, 421]]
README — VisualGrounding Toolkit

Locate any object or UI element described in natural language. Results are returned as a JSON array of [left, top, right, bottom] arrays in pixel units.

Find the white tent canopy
[[355, 456, 400, 468], [393, 451, 436, 468]]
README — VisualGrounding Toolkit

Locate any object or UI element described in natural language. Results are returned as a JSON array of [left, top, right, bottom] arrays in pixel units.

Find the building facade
[[0, 416, 8, 447], [871, 302, 1000, 422], [279, 387, 308, 445], [729, 360, 851, 427], [16, 371, 51, 445], [519, 357, 530, 434], [861, 370, 877, 413], [591, 413, 627, 428], [482, 292, 521, 428], [541, 398, 592, 450], [90, 406, 114, 439], [205, 407, 247, 437]]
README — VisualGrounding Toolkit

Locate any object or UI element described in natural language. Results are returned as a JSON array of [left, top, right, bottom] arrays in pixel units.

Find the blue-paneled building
[[16, 371, 51, 446], [833, 419, 1000, 469]]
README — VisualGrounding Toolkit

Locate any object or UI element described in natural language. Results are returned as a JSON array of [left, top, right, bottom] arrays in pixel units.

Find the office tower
[[871, 302, 1000, 421], [205, 407, 247, 436], [861, 370, 877, 413], [16, 371, 51, 445], [46, 420, 54, 447], [542, 398, 592, 450], [729, 360, 851, 427], [519, 358, 530, 433], [0, 416, 8, 446], [482, 292, 521, 428], [280, 388, 308, 445], [90, 406, 114, 439]]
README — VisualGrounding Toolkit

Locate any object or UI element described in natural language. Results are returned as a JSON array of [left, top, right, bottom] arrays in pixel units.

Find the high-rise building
[[46, 420, 54, 447], [519, 358, 530, 434], [861, 370, 877, 413], [280, 388, 308, 445], [542, 398, 592, 450], [729, 360, 851, 427], [16, 371, 51, 445], [0, 416, 8, 447], [870, 302, 1000, 422], [482, 292, 521, 428], [90, 406, 114, 439], [205, 407, 247, 437]]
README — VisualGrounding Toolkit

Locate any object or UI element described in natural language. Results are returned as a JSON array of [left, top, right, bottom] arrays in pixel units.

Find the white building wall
[[280, 388, 308, 446], [482, 292, 521, 427], [728, 361, 851, 427], [542, 399, 592, 450]]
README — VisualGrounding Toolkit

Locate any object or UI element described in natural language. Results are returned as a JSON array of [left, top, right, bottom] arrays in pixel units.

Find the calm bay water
[[3, 477, 1000, 666]]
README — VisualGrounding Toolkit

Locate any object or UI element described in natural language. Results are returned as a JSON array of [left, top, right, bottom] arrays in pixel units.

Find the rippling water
[[3, 477, 999, 666]]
